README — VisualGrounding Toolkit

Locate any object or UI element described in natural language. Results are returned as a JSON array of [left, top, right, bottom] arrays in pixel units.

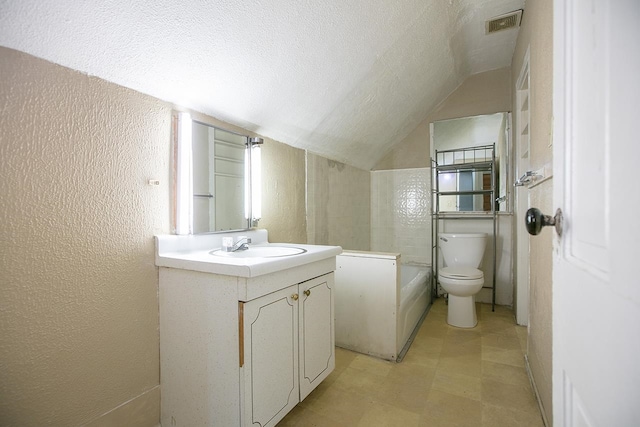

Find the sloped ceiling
[[0, 0, 524, 170]]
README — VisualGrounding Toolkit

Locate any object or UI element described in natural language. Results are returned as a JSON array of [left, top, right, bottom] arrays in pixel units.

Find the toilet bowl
[[438, 233, 487, 328]]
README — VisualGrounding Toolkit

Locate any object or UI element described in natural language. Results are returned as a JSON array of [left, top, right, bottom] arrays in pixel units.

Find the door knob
[[525, 208, 563, 236]]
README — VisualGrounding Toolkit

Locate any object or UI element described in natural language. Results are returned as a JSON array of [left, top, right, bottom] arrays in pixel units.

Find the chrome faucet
[[223, 237, 252, 252]]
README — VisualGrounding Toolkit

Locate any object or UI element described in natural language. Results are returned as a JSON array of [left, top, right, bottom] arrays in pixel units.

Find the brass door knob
[[291, 294, 299, 301], [304, 290, 311, 297]]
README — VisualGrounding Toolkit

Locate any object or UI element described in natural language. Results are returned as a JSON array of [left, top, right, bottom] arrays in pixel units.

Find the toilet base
[[446, 294, 478, 328]]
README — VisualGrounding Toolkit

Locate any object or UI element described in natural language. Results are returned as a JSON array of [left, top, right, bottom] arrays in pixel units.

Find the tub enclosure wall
[[335, 251, 430, 361], [335, 252, 399, 360]]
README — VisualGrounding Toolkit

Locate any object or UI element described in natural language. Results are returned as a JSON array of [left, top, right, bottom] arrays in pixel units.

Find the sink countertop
[[156, 232, 342, 278]]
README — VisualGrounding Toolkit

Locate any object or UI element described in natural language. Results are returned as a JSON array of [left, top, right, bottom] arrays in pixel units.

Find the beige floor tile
[[409, 335, 444, 355], [356, 402, 422, 427], [431, 370, 482, 401], [331, 366, 388, 399], [277, 299, 544, 426], [481, 360, 531, 387], [334, 346, 358, 372], [446, 327, 483, 343], [481, 332, 523, 350], [429, 299, 448, 314], [481, 378, 541, 415], [300, 374, 333, 404], [418, 321, 449, 339], [482, 345, 526, 368], [481, 403, 545, 427], [480, 323, 517, 336], [440, 340, 482, 359], [401, 346, 440, 369], [421, 389, 483, 426], [278, 405, 353, 427], [419, 315, 447, 328], [348, 353, 394, 377], [335, 345, 358, 358], [515, 325, 528, 352], [298, 386, 376, 425], [379, 378, 432, 414], [421, 305, 444, 318], [481, 319, 519, 334], [437, 353, 483, 378], [478, 302, 515, 317], [389, 358, 437, 383]]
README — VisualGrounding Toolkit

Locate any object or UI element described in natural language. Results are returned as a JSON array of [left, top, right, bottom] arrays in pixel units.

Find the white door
[[553, 1, 640, 425]]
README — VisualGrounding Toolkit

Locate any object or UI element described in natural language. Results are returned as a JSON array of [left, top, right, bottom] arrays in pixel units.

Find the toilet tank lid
[[440, 267, 484, 280], [439, 232, 487, 239]]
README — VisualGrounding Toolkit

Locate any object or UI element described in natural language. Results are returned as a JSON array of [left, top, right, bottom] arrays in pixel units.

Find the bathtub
[[334, 251, 431, 361]]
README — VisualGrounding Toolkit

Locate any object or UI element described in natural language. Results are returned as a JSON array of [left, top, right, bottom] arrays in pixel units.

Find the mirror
[[175, 113, 261, 234], [192, 121, 247, 233], [431, 112, 511, 213]]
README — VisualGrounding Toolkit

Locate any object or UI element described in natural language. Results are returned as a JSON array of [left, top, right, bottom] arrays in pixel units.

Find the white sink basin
[[210, 245, 307, 258], [156, 232, 341, 278]]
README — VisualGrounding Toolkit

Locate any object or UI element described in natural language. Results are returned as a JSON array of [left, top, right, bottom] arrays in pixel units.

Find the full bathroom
[[2, 1, 568, 426]]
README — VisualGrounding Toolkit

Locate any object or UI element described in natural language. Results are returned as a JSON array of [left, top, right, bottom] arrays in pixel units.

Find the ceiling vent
[[486, 10, 523, 34]]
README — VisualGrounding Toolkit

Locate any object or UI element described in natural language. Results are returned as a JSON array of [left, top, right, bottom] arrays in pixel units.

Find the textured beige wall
[[373, 67, 512, 171], [306, 153, 370, 250], [511, 0, 554, 424], [259, 139, 307, 244], [0, 47, 308, 426], [0, 47, 170, 426]]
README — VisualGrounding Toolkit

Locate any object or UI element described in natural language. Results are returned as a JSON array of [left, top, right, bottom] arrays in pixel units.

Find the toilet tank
[[438, 233, 487, 268]]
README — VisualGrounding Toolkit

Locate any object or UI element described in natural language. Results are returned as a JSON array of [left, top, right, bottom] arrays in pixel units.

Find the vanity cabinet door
[[299, 273, 335, 400], [242, 284, 299, 427]]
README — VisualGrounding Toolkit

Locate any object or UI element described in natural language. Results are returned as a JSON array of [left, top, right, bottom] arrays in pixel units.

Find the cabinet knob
[[304, 290, 311, 297], [291, 294, 299, 301]]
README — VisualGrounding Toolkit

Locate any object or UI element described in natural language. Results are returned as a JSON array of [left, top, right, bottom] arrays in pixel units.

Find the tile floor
[[279, 298, 545, 426]]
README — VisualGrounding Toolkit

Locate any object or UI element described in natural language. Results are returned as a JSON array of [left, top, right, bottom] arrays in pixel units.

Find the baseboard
[[524, 354, 550, 427], [82, 385, 160, 427]]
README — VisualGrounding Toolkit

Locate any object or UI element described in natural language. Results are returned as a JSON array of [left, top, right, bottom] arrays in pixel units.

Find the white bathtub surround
[[334, 251, 431, 361], [371, 168, 431, 265]]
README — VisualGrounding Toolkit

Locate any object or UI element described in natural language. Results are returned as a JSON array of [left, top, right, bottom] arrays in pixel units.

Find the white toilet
[[438, 232, 487, 328]]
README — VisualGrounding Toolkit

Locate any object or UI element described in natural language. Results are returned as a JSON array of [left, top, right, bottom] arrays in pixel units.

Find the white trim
[[176, 112, 193, 235], [514, 46, 530, 326]]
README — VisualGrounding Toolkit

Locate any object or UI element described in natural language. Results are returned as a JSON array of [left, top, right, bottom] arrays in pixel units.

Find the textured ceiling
[[0, 0, 524, 170]]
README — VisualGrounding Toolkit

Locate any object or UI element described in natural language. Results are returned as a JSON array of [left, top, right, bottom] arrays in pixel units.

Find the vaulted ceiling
[[0, 0, 524, 170]]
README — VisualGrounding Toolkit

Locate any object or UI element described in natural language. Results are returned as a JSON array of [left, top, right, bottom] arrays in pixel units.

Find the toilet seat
[[439, 266, 483, 280]]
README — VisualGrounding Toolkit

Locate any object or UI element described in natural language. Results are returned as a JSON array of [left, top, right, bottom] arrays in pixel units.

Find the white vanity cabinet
[[241, 273, 334, 427], [158, 251, 338, 427]]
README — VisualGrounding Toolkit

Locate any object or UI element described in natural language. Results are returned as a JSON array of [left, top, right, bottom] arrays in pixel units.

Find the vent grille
[[486, 10, 523, 34]]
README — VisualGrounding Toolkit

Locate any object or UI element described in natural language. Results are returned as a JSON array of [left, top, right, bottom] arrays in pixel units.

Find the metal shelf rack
[[431, 144, 497, 311]]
